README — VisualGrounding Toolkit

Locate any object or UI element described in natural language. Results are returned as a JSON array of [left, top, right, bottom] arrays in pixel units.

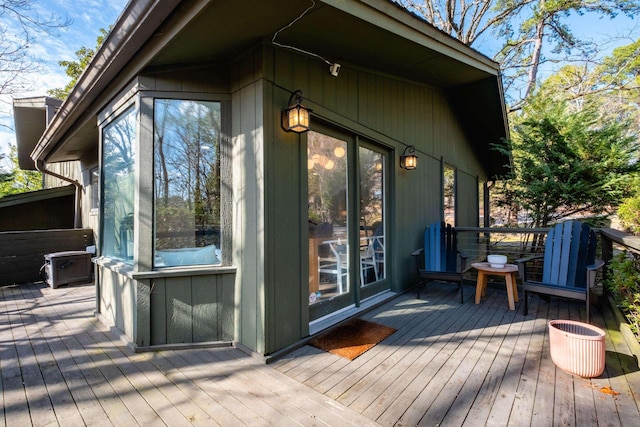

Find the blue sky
[[0, 0, 127, 168], [1, 1, 638, 170]]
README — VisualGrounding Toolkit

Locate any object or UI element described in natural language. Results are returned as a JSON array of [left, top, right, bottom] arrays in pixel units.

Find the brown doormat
[[309, 318, 396, 360]]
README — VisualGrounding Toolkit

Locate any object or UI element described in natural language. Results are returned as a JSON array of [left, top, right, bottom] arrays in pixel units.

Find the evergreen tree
[[493, 95, 639, 227], [48, 28, 109, 100], [0, 145, 42, 197]]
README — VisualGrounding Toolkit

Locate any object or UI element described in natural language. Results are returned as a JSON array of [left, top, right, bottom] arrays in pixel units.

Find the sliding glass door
[[307, 125, 389, 322], [358, 143, 387, 300]]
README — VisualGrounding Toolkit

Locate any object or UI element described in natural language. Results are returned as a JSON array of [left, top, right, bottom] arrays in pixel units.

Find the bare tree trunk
[[524, 0, 546, 99]]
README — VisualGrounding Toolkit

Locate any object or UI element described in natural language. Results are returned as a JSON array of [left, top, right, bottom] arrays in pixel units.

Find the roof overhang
[[25, 0, 509, 177], [13, 97, 63, 170]]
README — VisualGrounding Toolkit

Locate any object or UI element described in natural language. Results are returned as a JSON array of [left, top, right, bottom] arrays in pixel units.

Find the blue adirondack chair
[[516, 221, 604, 321], [412, 222, 467, 302]]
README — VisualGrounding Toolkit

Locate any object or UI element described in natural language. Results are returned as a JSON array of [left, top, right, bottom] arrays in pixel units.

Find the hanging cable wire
[[272, 0, 340, 75]]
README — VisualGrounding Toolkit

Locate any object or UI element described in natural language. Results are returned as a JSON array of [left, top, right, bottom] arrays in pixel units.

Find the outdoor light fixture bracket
[[282, 90, 312, 133], [400, 145, 418, 170]]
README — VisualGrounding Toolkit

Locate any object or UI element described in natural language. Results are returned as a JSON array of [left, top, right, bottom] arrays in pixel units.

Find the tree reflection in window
[[102, 107, 136, 261], [154, 99, 221, 267], [444, 164, 456, 226]]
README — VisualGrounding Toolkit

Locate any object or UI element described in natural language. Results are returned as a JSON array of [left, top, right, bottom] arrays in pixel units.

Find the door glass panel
[[359, 147, 385, 286], [444, 164, 456, 226], [308, 132, 349, 305]]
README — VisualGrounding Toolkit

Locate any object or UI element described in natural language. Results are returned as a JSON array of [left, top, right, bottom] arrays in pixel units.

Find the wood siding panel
[[395, 155, 443, 287], [384, 78, 404, 138], [191, 275, 219, 342], [97, 266, 136, 341], [150, 278, 167, 345], [358, 73, 377, 130], [265, 83, 304, 353], [232, 80, 262, 351], [219, 273, 235, 341], [165, 276, 193, 343], [99, 267, 116, 329], [148, 273, 235, 346], [336, 66, 359, 119]]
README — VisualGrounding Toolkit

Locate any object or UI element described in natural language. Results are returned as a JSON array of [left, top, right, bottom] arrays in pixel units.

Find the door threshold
[[309, 290, 396, 335]]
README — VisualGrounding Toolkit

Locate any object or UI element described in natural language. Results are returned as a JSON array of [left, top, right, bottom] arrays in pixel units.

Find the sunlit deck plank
[[0, 286, 33, 427], [275, 282, 640, 426], [373, 291, 497, 425], [2, 280, 640, 426]]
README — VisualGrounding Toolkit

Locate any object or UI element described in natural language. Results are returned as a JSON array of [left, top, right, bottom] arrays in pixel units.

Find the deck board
[[2, 280, 640, 426], [275, 283, 640, 426]]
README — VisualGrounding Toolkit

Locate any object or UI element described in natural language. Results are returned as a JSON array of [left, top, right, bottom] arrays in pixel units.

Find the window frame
[[145, 92, 232, 271], [90, 166, 99, 215], [95, 82, 232, 274], [99, 104, 137, 264], [152, 97, 225, 269]]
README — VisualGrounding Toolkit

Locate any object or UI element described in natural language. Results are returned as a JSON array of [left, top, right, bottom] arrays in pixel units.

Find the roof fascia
[[320, 0, 500, 76], [30, 0, 186, 163]]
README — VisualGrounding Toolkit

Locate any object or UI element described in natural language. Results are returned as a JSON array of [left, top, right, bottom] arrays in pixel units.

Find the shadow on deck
[[274, 282, 640, 426], [1, 280, 639, 426]]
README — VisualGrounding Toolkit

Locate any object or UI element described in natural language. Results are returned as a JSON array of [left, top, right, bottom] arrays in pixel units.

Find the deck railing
[[0, 228, 94, 285], [453, 226, 640, 287], [598, 228, 640, 285], [456, 227, 549, 262]]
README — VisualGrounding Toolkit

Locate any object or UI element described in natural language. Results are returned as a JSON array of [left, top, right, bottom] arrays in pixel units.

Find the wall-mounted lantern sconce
[[400, 145, 418, 170], [282, 90, 312, 133]]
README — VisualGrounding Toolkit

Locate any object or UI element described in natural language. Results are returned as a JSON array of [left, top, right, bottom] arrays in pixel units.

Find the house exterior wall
[[93, 70, 238, 349], [43, 161, 81, 188], [259, 46, 488, 353], [41, 155, 100, 244], [149, 274, 235, 344], [99, 266, 137, 341], [89, 41, 492, 356], [230, 54, 267, 354]]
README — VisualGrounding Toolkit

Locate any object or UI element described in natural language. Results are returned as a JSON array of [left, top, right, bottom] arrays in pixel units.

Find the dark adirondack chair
[[412, 222, 467, 302], [516, 221, 604, 321]]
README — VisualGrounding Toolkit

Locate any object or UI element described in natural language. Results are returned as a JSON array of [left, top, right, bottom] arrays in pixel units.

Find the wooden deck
[[1, 281, 639, 426], [0, 282, 377, 426], [274, 283, 640, 426]]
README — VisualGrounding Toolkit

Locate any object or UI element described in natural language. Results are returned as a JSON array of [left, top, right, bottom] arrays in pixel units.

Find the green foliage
[[0, 145, 42, 197], [493, 0, 640, 105], [607, 251, 640, 337], [618, 196, 640, 234], [597, 38, 640, 89], [493, 96, 639, 227], [47, 28, 108, 100]]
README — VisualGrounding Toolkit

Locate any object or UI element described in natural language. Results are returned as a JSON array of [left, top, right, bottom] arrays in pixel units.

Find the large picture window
[[153, 99, 221, 267], [102, 107, 136, 261]]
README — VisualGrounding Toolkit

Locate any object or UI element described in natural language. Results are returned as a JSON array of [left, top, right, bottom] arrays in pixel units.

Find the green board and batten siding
[[95, 69, 237, 349], [260, 45, 490, 353], [94, 41, 494, 354], [149, 274, 234, 344]]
